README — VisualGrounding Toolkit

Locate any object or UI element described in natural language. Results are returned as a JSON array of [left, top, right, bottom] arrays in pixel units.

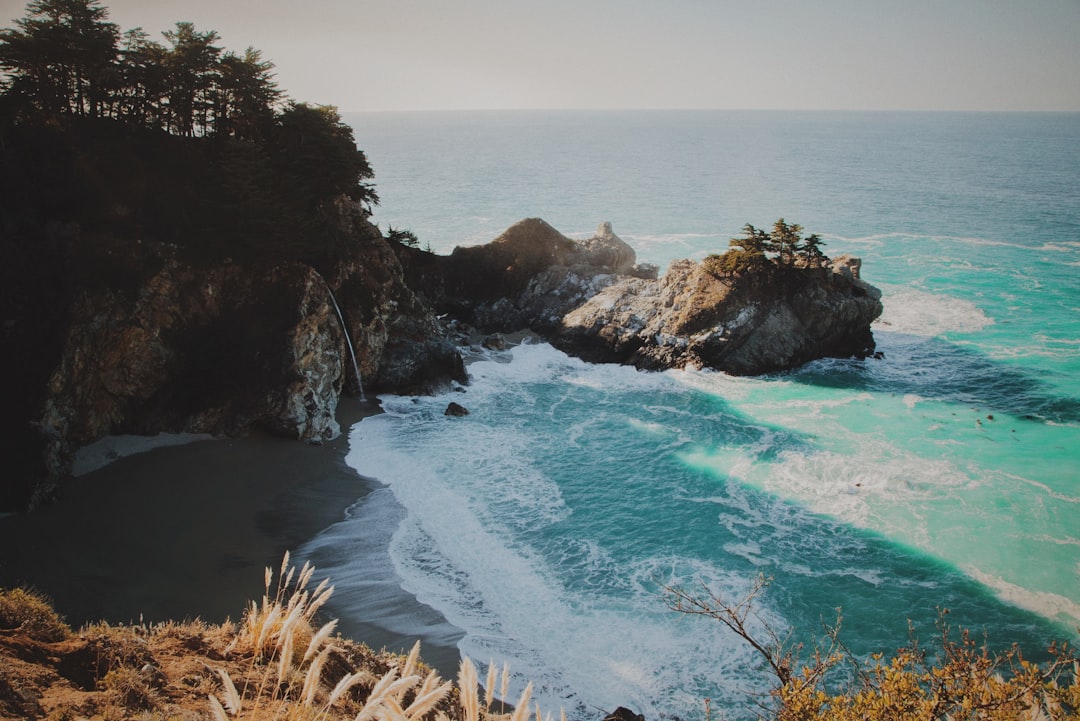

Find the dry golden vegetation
[[0, 553, 553, 721], [665, 574, 1080, 721], [2, 557, 1076, 720]]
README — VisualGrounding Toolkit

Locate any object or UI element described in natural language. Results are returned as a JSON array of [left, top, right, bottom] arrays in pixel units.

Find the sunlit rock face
[[554, 255, 883, 375]]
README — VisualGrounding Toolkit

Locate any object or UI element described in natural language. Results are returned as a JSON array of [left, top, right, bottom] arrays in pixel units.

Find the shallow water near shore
[[303, 110, 1080, 719]]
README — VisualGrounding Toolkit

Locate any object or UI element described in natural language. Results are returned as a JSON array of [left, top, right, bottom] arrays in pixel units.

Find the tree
[[161, 21, 220, 136], [702, 219, 832, 277], [770, 217, 803, 267], [109, 27, 165, 126], [271, 102, 377, 211], [213, 47, 280, 141], [663, 576, 1080, 721], [800, 233, 827, 268], [702, 223, 771, 276], [0, 0, 119, 119], [386, 226, 419, 247]]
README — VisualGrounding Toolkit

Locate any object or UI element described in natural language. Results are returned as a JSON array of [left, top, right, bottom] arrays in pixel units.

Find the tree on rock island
[[702, 218, 830, 276]]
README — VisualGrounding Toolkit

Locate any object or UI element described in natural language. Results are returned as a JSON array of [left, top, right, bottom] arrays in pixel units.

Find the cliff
[[2, 201, 465, 511]]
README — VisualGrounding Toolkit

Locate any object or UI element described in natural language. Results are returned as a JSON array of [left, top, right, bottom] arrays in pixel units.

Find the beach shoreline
[[0, 395, 464, 674]]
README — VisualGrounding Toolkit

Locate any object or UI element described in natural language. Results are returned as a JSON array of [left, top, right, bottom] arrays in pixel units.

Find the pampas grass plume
[[328, 669, 375, 706], [304, 619, 338, 662], [216, 668, 242, 715], [508, 681, 533, 721], [458, 657, 480, 721], [403, 639, 421, 679], [209, 693, 230, 721], [485, 659, 498, 710]]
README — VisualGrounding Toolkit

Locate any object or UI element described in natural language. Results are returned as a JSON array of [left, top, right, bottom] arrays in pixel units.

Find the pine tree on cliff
[[0, 0, 282, 139], [0, 0, 119, 119], [768, 218, 803, 266], [704, 223, 771, 275]]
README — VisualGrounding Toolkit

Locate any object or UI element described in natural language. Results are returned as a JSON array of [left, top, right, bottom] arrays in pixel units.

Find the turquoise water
[[305, 111, 1080, 719]]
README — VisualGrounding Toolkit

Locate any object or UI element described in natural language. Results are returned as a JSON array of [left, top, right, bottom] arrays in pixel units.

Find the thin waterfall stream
[[324, 284, 366, 402]]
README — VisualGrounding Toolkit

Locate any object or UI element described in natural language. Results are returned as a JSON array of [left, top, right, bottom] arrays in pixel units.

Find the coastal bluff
[[4, 214, 880, 512], [3, 201, 467, 511]]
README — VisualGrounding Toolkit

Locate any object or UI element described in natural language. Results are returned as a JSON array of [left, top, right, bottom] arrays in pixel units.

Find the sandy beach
[[0, 396, 464, 674]]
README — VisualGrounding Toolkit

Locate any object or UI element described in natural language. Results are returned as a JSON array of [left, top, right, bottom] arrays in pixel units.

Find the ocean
[[301, 110, 1080, 719]]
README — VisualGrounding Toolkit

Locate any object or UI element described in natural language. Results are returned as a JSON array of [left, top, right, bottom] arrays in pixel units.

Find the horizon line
[[339, 106, 1080, 115]]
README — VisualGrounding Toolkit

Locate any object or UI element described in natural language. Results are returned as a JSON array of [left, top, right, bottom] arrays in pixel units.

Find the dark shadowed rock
[[602, 707, 645, 721], [397, 219, 639, 333], [444, 402, 469, 417], [12, 202, 467, 510]]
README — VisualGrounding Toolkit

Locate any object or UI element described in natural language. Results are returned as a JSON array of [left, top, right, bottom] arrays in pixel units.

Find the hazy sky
[[4, 0, 1080, 112]]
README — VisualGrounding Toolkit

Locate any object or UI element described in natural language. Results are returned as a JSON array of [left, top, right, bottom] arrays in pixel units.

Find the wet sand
[[0, 397, 463, 674]]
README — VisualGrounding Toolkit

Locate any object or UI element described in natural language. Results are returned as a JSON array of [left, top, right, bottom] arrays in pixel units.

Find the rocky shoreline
[[4, 211, 882, 512]]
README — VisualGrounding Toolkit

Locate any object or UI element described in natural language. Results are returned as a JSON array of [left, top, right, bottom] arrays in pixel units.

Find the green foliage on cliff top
[[0, 0, 378, 266]]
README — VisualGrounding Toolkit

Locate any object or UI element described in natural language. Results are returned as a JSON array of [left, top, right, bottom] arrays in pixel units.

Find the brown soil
[[0, 611, 420, 721]]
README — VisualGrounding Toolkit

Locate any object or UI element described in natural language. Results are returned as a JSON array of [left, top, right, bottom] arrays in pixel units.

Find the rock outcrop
[[398, 217, 882, 376], [397, 218, 657, 333], [554, 254, 883, 374]]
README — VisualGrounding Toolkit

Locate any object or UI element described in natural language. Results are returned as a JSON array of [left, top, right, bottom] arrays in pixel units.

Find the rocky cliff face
[[7, 202, 466, 510], [554, 254, 883, 374]]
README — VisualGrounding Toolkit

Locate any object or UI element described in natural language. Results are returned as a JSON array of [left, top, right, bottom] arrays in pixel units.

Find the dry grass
[[0, 552, 560, 721], [0, 587, 70, 642], [204, 551, 555, 721]]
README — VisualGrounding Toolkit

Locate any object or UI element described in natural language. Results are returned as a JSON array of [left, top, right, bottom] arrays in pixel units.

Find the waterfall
[[324, 284, 366, 401]]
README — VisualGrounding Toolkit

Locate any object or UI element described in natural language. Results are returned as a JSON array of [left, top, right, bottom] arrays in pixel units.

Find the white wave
[[350, 417, 771, 719], [965, 567, 1080, 631], [875, 285, 994, 337], [734, 443, 974, 541]]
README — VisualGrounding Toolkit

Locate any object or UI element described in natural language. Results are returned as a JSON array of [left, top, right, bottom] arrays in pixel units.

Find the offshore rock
[[444, 402, 470, 417], [555, 256, 883, 374], [397, 218, 652, 333], [395, 217, 881, 376]]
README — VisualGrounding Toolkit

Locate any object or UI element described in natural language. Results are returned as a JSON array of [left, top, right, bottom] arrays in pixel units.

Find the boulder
[[444, 402, 470, 417]]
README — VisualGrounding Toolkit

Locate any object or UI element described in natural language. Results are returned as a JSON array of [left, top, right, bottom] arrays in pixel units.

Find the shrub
[[0, 587, 70, 642], [664, 575, 1080, 721]]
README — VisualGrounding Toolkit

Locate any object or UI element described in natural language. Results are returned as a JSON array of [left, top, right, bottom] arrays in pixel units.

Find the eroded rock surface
[[554, 256, 883, 374]]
